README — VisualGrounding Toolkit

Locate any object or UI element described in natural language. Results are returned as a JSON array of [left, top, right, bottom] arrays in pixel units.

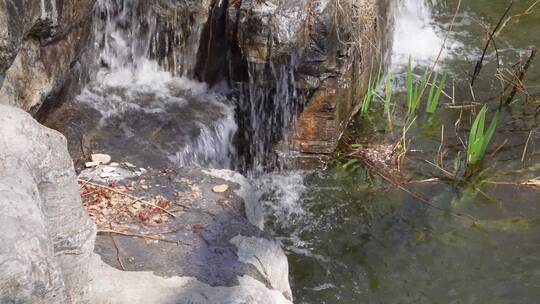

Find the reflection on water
[[263, 0, 540, 303]]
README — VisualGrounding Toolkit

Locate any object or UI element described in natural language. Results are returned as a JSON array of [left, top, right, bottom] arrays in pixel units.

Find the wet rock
[[0, 0, 96, 112], [90, 253, 292, 304], [87, 167, 292, 303], [224, 0, 384, 165], [0, 105, 96, 303], [0, 105, 292, 303]]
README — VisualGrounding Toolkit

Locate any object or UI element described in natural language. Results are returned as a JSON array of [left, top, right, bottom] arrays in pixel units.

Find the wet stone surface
[[42, 81, 237, 170], [84, 166, 274, 289]]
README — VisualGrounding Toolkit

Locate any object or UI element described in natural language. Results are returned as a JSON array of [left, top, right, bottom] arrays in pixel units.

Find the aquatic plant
[[361, 63, 384, 115], [406, 58, 430, 115], [466, 105, 500, 165], [361, 74, 375, 115], [426, 71, 448, 114]]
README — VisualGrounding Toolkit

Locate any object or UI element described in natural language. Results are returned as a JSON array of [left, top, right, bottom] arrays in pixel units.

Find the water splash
[[236, 61, 307, 171], [76, 0, 237, 168], [254, 171, 308, 229], [390, 0, 461, 68]]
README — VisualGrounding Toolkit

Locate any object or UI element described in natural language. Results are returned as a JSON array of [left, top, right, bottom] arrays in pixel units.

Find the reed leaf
[[361, 74, 374, 115], [467, 105, 500, 165], [407, 58, 414, 114], [426, 71, 448, 114]]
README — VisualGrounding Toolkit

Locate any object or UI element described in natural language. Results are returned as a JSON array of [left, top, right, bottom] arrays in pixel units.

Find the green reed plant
[[426, 71, 448, 114], [361, 74, 375, 115], [466, 105, 501, 165], [406, 58, 430, 115], [361, 63, 383, 115]]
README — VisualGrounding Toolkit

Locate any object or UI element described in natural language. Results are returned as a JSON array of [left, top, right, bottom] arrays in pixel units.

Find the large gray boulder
[[0, 105, 96, 303]]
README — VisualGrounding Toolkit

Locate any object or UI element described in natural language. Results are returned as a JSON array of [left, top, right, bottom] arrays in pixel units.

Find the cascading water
[[235, 61, 307, 172], [389, 0, 461, 69], [76, 0, 237, 168]]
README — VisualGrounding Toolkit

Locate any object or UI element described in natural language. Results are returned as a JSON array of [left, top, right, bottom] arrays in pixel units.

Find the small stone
[[100, 172, 119, 178], [91, 153, 111, 165], [124, 162, 136, 168], [85, 161, 99, 168], [109, 162, 119, 167], [212, 184, 229, 193], [101, 166, 116, 173]]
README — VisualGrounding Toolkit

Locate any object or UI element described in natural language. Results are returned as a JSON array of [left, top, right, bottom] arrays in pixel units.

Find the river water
[[261, 0, 540, 303]]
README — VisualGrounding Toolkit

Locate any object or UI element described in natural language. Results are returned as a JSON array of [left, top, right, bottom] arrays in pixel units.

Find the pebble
[[91, 153, 112, 165], [85, 161, 100, 168]]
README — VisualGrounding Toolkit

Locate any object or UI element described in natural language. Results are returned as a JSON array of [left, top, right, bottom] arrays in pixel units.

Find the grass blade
[[427, 71, 448, 114], [466, 105, 499, 166], [426, 73, 439, 113]]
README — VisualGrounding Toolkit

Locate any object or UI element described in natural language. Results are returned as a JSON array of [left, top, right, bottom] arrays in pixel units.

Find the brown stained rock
[[289, 67, 372, 156], [285, 0, 383, 161], [225, 0, 384, 167]]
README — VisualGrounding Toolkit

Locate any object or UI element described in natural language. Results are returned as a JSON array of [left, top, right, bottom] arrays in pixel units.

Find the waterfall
[[390, 0, 460, 70], [76, 0, 238, 168], [235, 61, 307, 172]]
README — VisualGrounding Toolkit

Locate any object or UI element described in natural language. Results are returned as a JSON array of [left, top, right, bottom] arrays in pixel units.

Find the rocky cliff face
[[0, 0, 95, 112], [224, 0, 384, 166]]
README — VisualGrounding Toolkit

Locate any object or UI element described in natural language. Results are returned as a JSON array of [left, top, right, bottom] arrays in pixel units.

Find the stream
[[261, 0, 540, 303], [52, 0, 540, 303]]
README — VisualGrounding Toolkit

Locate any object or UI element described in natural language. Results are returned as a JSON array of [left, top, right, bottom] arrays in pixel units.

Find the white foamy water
[[390, 0, 461, 68], [254, 171, 308, 229], [76, 0, 238, 168]]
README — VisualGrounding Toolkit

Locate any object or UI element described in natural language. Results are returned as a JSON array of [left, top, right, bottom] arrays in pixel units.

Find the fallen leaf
[[192, 224, 207, 234], [212, 184, 229, 193]]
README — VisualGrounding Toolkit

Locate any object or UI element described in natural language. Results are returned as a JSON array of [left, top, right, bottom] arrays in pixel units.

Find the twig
[[521, 130, 533, 162], [416, 0, 463, 104], [471, 1, 514, 86], [78, 179, 176, 218], [504, 48, 538, 105], [437, 124, 445, 168], [353, 153, 476, 221], [109, 223, 126, 271], [98, 229, 191, 246], [489, 139, 508, 158], [495, 0, 540, 37]]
